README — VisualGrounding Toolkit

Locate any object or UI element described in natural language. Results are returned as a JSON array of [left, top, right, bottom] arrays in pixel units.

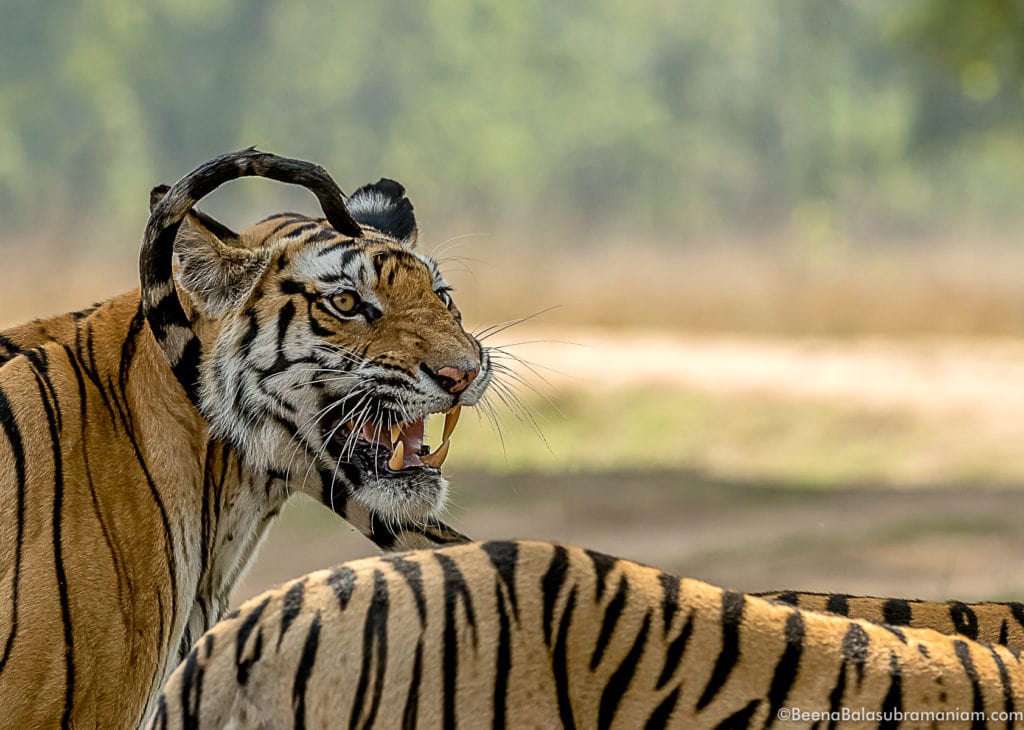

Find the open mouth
[[325, 406, 461, 476]]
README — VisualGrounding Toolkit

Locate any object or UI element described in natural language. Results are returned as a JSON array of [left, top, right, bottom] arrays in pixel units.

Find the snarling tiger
[[151, 540, 1024, 729], [0, 149, 493, 728]]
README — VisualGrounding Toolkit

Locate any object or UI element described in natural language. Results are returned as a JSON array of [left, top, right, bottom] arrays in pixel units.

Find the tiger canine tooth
[[388, 441, 405, 471], [421, 439, 451, 469], [390, 424, 401, 445], [442, 406, 461, 442]]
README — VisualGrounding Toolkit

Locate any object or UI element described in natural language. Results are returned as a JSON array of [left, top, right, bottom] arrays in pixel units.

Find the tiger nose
[[423, 364, 480, 394]]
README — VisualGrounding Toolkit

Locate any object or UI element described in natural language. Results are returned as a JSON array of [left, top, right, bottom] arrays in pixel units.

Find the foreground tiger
[[151, 540, 1024, 729], [0, 150, 493, 728]]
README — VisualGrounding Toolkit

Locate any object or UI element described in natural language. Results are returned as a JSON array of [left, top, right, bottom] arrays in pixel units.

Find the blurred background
[[3, 0, 1024, 602]]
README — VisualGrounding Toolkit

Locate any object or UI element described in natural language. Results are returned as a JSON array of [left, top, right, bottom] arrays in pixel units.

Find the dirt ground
[[234, 469, 1024, 606]]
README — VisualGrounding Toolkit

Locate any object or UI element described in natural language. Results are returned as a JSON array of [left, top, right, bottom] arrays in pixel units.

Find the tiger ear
[[149, 185, 266, 318], [347, 178, 418, 245]]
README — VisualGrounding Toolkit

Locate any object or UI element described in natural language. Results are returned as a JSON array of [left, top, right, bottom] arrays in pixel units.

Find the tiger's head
[[147, 159, 490, 523]]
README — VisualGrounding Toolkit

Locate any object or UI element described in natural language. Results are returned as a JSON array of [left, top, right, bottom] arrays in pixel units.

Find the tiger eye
[[332, 291, 360, 314]]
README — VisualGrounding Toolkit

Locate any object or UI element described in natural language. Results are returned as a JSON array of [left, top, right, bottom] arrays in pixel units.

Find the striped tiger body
[[0, 151, 493, 728], [151, 540, 1024, 729], [757, 590, 1024, 653]]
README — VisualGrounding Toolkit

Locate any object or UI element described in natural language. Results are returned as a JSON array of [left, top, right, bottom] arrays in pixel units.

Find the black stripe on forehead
[[258, 211, 309, 226], [371, 248, 425, 280]]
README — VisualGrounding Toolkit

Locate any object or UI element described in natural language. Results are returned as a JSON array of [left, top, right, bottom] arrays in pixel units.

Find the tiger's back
[[152, 540, 1024, 729]]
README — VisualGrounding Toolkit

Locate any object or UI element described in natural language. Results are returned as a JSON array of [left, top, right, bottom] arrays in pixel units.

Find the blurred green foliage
[[2, 1, 1024, 243]]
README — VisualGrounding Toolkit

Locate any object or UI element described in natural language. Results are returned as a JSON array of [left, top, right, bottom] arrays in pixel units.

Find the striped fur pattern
[[757, 590, 1024, 654], [150, 540, 1024, 729], [0, 150, 492, 728]]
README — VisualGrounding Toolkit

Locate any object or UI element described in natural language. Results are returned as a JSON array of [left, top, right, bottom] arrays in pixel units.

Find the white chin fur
[[352, 471, 449, 522]]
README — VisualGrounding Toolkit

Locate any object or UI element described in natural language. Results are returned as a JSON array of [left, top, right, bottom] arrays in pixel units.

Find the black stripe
[[988, 646, 1015, 729], [645, 686, 680, 729], [0, 332, 19, 359], [713, 699, 760, 729], [765, 611, 805, 728], [0, 384, 26, 674], [542, 545, 570, 647], [110, 382, 180, 698], [239, 309, 259, 356], [65, 347, 127, 612], [180, 637, 208, 730], [841, 623, 870, 688], [598, 612, 652, 730], [696, 591, 745, 710], [327, 565, 358, 612], [772, 591, 799, 607], [80, 325, 116, 422], [1000, 620, 1010, 646], [401, 641, 423, 730], [492, 580, 512, 730], [1009, 603, 1024, 633], [23, 349, 62, 431], [235, 597, 271, 685], [585, 549, 617, 601], [350, 570, 389, 730], [384, 556, 427, 625], [954, 641, 986, 730], [590, 576, 628, 671], [882, 599, 911, 626], [142, 290, 181, 341], [825, 661, 847, 730], [879, 652, 903, 730], [172, 336, 203, 405], [305, 227, 341, 244], [152, 694, 168, 730], [141, 224, 182, 289], [277, 578, 307, 650], [551, 585, 578, 730], [656, 612, 694, 690], [292, 612, 322, 730], [950, 601, 980, 640], [278, 222, 320, 240], [825, 594, 850, 616], [178, 626, 194, 665], [436, 554, 478, 730], [307, 307, 334, 338], [879, 624, 907, 644], [320, 469, 353, 521], [268, 214, 312, 236], [658, 573, 679, 635], [481, 541, 520, 622], [32, 366, 75, 728]]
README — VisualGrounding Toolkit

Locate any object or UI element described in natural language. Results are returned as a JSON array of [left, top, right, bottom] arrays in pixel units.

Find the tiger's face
[[177, 180, 490, 521]]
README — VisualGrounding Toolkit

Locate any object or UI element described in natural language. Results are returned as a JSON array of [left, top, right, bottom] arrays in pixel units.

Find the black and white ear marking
[[347, 178, 418, 244]]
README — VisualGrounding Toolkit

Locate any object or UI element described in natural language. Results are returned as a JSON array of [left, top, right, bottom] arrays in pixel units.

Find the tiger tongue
[[397, 419, 425, 455], [361, 419, 426, 448], [387, 419, 426, 470]]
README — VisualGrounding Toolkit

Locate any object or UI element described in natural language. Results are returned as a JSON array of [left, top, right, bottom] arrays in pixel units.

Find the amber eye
[[436, 288, 454, 308], [330, 291, 361, 316]]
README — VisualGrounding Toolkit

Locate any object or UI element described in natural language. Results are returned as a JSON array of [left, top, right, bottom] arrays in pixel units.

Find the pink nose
[[432, 366, 479, 394]]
